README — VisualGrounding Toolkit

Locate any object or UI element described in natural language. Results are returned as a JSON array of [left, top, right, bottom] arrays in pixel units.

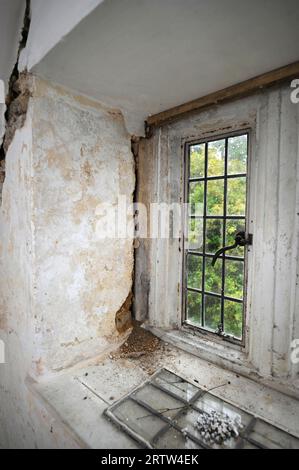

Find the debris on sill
[[110, 320, 174, 375], [194, 409, 243, 444], [112, 320, 160, 358]]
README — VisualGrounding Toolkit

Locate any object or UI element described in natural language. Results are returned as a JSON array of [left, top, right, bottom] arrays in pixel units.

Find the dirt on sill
[[110, 320, 174, 375]]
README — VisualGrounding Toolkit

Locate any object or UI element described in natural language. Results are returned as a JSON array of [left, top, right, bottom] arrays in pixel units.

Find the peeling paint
[[0, 74, 135, 447], [2, 73, 32, 155], [0, 1, 31, 203]]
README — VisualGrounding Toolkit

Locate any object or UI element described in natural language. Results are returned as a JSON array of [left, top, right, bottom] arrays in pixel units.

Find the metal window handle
[[211, 231, 253, 266]]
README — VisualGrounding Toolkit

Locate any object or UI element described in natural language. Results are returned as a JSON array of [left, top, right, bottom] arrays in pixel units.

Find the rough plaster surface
[[31, 78, 135, 373], [0, 75, 135, 447], [0, 107, 35, 448], [0, 0, 25, 154]]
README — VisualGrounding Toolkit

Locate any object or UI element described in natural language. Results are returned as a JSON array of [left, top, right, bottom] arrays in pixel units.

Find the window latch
[[211, 231, 253, 266]]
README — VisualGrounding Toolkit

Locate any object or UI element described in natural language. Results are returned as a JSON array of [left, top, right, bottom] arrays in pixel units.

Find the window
[[106, 369, 299, 449], [184, 132, 249, 342]]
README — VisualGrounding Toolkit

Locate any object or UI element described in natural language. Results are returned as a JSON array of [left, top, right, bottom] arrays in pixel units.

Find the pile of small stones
[[194, 409, 243, 445]]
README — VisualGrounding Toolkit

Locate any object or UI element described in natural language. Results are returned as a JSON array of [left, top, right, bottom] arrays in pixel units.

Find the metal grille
[[184, 131, 249, 342]]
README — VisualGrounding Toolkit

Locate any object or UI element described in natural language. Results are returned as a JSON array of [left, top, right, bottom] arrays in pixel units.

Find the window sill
[[25, 331, 299, 448], [144, 324, 299, 401], [145, 324, 251, 372]]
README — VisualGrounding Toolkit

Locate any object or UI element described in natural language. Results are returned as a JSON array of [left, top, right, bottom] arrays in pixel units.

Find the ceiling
[[19, 0, 104, 72], [28, 0, 299, 134], [0, 0, 24, 86]]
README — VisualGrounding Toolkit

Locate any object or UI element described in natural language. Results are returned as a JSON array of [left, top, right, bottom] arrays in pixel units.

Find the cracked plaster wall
[[0, 75, 135, 447]]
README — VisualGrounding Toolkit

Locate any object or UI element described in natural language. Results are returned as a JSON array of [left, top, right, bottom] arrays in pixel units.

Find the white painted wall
[[19, 0, 104, 71], [0, 75, 135, 447], [136, 82, 299, 390]]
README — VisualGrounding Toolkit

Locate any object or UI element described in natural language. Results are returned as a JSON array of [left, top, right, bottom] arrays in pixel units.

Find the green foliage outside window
[[186, 135, 247, 339]]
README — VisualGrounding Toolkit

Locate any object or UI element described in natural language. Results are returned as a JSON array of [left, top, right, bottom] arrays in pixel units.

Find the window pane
[[226, 219, 245, 257], [205, 258, 222, 294], [186, 291, 202, 326], [188, 218, 203, 251], [206, 218, 223, 254], [187, 255, 202, 290], [113, 399, 165, 440], [189, 182, 204, 216], [248, 420, 299, 449], [204, 295, 221, 331], [207, 139, 225, 177], [190, 144, 205, 178], [225, 260, 244, 300], [207, 179, 224, 215], [228, 135, 247, 175], [227, 177, 246, 216], [224, 300, 243, 339], [186, 133, 248, 342]]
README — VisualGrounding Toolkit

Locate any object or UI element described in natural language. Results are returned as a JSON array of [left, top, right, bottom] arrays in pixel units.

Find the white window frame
[[143, 84, 298, 385], [182, 129, 252, 347]]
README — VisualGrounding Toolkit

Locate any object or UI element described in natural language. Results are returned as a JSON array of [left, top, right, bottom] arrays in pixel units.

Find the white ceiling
[[29, 0, 299, 134], [19, 0, 104, 71], [0, 0, 24, 86]]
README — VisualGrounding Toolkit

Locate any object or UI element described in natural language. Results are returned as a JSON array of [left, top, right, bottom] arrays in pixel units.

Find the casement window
[[183, 131, 252, 344], [138, 83, 296, 379]]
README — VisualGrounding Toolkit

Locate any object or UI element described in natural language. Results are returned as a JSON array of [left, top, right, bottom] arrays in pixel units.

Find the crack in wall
[[114, 137, 140, 334], [0, 1, 31, 201], [115, 291, 133, 334]]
